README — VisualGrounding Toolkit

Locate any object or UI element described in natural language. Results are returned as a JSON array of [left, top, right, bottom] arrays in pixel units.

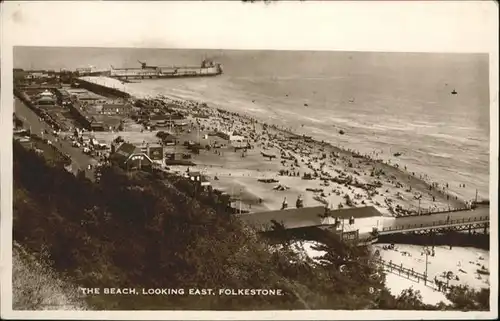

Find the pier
[[380, 206, 490, 236]]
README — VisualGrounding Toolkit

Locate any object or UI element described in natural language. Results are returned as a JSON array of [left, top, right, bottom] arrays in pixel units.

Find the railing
[[398, 205, 476, 218], [374, 258, 437, 290], [381, 216, 489, 233]]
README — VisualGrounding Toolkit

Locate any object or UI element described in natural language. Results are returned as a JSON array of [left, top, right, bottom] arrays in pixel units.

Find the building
[[66, 88, 107, 104], [138, 143, 164, 162], [89, 118, 106, 131], [236, 205, 385, 241], [35, 90, 57, 107], [25, 70, 51, 80], [109, 142, 154, 171], [157, 132, 177, 145], [76, 67, 108, 76], [100, 103, 133, 115], [76, 93, 107, 104], [216, 130, 247, 142], [148, 114, 188, 128], [68, 102, 90, 128], [14, 136, 33, 149], [110, 68, 159, 79], [36, 95, 56, 107], [186, 171, 211, 187], [54, 88, 72, 106], [330, 206, 387, 241]]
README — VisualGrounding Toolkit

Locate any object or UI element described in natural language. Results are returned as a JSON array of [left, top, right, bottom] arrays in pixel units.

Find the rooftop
[[37, 96, 55, 102], [110, 142, 138, 163], [236, 206, 382, 231]]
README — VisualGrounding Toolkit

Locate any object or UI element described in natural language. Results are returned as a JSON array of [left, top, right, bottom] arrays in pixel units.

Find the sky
[[1, 1, 498, 53]]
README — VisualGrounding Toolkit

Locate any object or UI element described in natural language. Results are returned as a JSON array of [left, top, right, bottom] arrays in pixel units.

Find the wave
[[427, 152, 454, 159]]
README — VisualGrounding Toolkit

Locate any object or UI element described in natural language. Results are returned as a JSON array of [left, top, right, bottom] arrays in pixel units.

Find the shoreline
[[120, 77, 488, 203]]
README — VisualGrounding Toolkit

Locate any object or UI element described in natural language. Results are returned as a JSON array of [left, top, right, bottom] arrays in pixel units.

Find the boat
[[261, 152, 277, 160], [108, 59, 223, 80], [306, 188, 323, 193], [393, 152, 402, 157], [313, 196, 328, 205]]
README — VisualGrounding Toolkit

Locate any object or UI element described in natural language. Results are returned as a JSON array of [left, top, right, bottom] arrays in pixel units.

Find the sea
[[14, 47, 491, 200]]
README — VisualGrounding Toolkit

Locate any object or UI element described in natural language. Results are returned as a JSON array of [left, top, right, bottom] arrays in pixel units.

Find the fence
[[381, 216, 489, 233], [399, 205, 476, 218], [374, 258, 438, 290]]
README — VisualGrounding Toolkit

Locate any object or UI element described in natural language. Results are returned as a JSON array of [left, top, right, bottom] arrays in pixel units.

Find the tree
[[394, 288, 426, 310], [446, 285, 489, 311]]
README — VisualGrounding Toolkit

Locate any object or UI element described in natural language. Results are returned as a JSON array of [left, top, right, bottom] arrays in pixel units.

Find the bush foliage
[[12, 141, 489, 311]]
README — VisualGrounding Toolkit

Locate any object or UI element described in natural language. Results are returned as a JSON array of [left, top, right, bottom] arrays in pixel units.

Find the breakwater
[[76, 78, 130, 99]]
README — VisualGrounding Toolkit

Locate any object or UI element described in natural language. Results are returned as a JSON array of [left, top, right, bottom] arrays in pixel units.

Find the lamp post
[[341, 217, 345, 241], [239, 188, 242, 214], [423, 245, 429, 285]]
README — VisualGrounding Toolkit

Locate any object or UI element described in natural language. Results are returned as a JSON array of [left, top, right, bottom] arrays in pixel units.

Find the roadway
[[14, 98, 97, 180], [382, 206, 490, 232]]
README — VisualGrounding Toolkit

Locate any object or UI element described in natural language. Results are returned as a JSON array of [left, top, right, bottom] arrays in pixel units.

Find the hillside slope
[[12, 141, 489, 311]]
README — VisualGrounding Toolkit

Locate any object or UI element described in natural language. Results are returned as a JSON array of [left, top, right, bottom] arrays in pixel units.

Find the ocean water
[[14, 47, 490, 200]]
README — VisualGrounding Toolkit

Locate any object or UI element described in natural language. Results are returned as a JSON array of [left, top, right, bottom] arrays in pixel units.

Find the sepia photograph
[[1, 1, 498, 319]]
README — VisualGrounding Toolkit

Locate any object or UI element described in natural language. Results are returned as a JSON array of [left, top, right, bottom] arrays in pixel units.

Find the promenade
[[14, 98, 97, 180], [380, 207, 490, 235]]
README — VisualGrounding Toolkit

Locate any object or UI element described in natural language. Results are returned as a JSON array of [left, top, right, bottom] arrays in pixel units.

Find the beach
[[373, 243, 490, 305], [83, 81, 466, 218]]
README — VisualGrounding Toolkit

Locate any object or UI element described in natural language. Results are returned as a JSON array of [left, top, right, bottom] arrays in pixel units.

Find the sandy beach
[[373, 244, 490, 290], [87, 88, 466, 219], [296, 240, 489, 306], [374, 243, 489, 305], [296, 241, 452, 306]]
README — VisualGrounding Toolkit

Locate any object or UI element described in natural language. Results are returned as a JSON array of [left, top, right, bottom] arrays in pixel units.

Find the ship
[[108, 59, 223, 80]]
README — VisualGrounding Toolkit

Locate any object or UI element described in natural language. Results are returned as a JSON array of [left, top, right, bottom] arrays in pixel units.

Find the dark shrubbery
[[12, 141, 490, 310]]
